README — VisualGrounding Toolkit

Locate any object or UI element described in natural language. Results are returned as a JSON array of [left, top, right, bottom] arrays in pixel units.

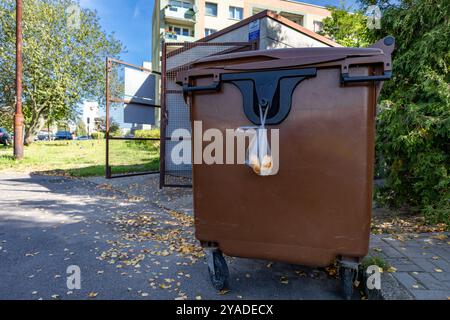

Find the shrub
[[91, 132, 105, 140], [369, 0, 450, 226], [132, 129, 160, 150]]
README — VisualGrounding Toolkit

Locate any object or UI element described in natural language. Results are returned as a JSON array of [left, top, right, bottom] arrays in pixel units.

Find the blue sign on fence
[[249, 19, 260, 41]]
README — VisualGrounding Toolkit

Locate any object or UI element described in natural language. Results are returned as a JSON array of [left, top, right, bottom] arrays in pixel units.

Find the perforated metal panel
[[160, 42, 256, 188]]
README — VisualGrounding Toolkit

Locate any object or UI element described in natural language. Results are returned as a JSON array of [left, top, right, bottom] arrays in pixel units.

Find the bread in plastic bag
[[239, 104, 277, 176]]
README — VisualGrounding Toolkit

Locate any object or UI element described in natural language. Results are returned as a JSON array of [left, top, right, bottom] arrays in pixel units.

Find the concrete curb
[[380, 273, 414, 300]]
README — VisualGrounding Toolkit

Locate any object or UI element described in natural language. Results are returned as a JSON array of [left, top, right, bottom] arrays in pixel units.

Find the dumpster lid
[[178, 37, 395, 126], [195, 47, 382, 64], [191, 37, 395, 71]]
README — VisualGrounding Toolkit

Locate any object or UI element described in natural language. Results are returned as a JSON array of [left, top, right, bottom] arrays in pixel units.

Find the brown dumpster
[[177, 37, 395, 299]]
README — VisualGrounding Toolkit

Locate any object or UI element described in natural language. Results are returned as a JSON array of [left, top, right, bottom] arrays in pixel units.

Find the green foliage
[[76, 120, 87, 137], [319, 5, 371, 47], [132, 129, 160, 149], [109, 119, 121, 136], [0, 107, 13, 132], [321, 0, 449, 225], [91, 132, 105, 140], [0, 0, 123, 143], [362, 255, 389, 270], [367, 0, 450, 225]]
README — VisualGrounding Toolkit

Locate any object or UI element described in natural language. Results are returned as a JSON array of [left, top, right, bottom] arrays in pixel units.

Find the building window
[[205, 28, 217, 36], [313, 20, 324, 32], [169, 0, 192, 9], [280, 12, 304, 26], [205, 2, 217, 17], [168, 25, 191, 37], [252, 7, 264, 15], [229, 6, 243, 20]]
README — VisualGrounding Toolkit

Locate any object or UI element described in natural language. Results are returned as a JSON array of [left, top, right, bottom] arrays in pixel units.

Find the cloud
[[133, 6, 140, 19]]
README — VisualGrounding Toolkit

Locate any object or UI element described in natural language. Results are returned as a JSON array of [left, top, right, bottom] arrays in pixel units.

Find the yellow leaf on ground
[[159, 284, 171, 289], [433, 234, 447, 241], [218, 289, 230, 295], [88, 292, 98, 298], [387, 266, 397, 273], [280, 277, 289, 284]]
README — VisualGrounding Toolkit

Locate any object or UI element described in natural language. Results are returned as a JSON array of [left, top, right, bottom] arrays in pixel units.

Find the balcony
[[279, 12, 305, 27], [164, 6, 196, 25], [164, 33, 195, 43]]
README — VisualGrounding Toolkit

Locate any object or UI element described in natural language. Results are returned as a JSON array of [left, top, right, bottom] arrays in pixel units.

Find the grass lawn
[[0, 140, 159, 177]]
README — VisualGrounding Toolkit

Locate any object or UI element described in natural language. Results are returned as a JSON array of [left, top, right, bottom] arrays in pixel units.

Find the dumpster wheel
[[206, 250, 229, 291], [339, 266, 357, 300]]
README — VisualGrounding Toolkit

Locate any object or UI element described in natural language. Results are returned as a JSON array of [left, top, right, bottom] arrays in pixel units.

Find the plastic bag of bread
[[247, 128, 275, 176], [238, 103, 277, 177]]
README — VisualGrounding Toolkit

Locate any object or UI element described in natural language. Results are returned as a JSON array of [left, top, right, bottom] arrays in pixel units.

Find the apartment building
[[152, 0, 332, 71]]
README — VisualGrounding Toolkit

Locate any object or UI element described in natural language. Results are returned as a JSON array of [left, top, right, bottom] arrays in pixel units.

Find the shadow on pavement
[[0, 173, 346, 300]]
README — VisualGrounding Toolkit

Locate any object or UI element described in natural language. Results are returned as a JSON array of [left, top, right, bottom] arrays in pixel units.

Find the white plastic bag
[[241, 104, 276, 176]]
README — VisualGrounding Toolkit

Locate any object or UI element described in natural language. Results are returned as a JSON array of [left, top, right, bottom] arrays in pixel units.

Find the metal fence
[[160, 41, 256, 188], [105, 58, 161, 179]]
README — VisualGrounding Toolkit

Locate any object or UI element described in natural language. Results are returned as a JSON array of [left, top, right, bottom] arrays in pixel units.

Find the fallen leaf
[[195, 295, 202, 300], [218, 289, 230, 295], [295, 270, 307, 277], [280, 276, 289, 284], [435, 268, 443, 273], [325, 265, 338, 277], [88, 292, 98, 298], [432, 234, 447, 241], [387, 266, 397, 273]]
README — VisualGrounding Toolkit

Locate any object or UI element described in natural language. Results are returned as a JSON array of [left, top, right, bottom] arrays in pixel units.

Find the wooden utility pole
[[14, 0, 24, 159]]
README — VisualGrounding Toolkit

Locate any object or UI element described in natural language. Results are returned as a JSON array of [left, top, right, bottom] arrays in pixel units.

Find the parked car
[[0, 128, 12, 146], [77, 136, 92, 141], [55, 131, 73, 140], [36, 131, 55, 141]]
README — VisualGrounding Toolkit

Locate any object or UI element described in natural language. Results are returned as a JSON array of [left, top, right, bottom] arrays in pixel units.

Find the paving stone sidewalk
[[370, 233, 450, 300]]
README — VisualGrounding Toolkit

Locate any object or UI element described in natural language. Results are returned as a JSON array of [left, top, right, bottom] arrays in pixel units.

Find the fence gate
[[105, 58, 161, 179], [160, 41, 256, 188]]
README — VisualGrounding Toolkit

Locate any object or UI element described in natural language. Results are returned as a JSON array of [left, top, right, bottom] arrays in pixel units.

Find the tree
[[0, 0, 123, 144], [93, 116, 119, 134], [76, 120, 87, 137], [319, 5, 371, 47], [321, 0, 449, 225], [0, 106, 13, 132], [364, 0, 450, 224]]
